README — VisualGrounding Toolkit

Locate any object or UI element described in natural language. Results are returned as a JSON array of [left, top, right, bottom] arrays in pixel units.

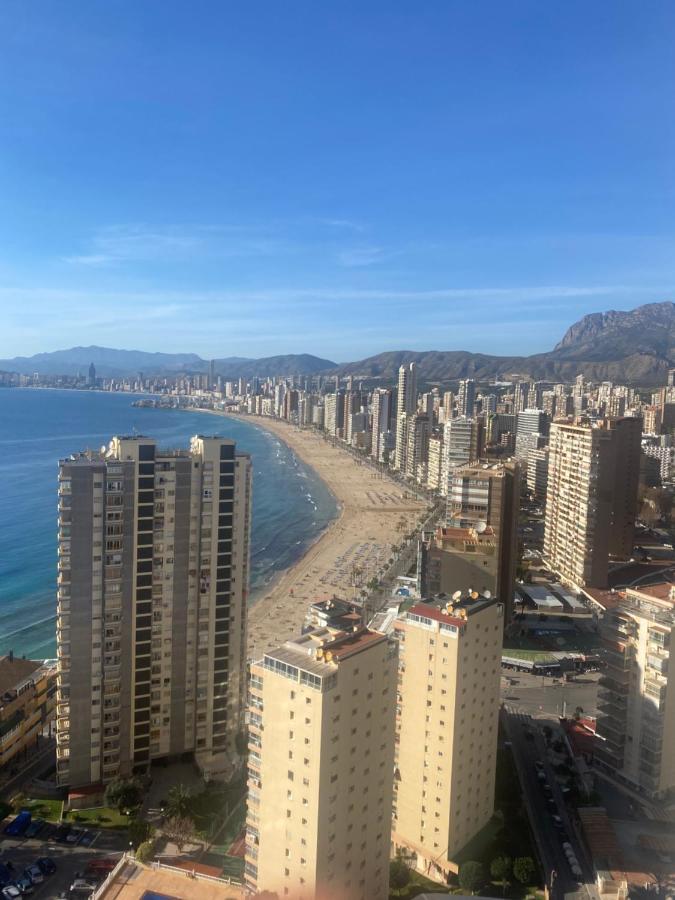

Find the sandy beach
[[197, 410, 429, 658]]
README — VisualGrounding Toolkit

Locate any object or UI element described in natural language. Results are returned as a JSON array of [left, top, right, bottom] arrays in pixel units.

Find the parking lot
[[1, 821, 128, 898]]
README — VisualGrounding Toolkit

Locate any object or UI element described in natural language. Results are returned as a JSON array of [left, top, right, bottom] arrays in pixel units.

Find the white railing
[[152, 858, 243, 886], [90, 853, 128, 898]]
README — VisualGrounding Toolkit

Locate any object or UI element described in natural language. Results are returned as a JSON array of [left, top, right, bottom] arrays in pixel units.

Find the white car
[[2, 887, 21, 900]]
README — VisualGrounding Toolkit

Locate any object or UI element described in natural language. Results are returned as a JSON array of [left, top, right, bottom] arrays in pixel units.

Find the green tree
[[513, 857, 536, 886], [459, 861, 485, 895], [104, 777, 144, 813], [490, 855, 512, 895], [128, 818, 154, 849], [166, 783, 193, 820], [389, 858, 411, 894]]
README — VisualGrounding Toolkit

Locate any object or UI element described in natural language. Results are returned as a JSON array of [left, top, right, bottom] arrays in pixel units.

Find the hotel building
[[245, 627, 397, 900], [0, 655, 56, 771], [392, 592, 503, 883], [56, 435, 252, 788]]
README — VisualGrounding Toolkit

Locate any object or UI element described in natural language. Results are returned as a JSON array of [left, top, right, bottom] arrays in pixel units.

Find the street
[[502, 706, 598, 900], [501, 670, 600, 721]]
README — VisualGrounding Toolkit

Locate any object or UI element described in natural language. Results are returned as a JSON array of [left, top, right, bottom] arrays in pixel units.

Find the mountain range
[[3, 301, 675, 385]]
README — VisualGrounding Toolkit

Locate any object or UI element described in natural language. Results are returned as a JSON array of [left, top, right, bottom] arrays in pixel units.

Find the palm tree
[[166, 784, 192, 820]]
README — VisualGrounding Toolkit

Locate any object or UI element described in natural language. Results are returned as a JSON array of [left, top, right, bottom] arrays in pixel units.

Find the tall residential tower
[[56, 435, 252, 788]]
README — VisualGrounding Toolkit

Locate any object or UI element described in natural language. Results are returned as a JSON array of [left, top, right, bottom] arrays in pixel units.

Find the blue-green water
[[0, 389, 337, 659]]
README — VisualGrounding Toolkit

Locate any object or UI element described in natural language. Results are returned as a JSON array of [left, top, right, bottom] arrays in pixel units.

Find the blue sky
[[0, 1, 673, 362]]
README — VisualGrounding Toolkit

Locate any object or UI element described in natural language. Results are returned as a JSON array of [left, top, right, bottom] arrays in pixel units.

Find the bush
[[490, 855, 512, 895], [129, 818, 154, 849], [389, 858, 411, 892], [513, 856, 536, 886], [459, 861, 485, 895], [135, 839, 156, 864]]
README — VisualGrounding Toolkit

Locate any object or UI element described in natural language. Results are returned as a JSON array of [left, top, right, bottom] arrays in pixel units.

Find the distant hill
[[4, 302, 675, 385], [0, 346, 337, 378], [333, 301, 675, 385]]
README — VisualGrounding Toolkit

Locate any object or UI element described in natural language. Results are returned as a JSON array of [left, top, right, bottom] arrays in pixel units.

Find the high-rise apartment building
[[245, 627, 396, 900], [544, 417, 641, 589], [371, 389, 392, 462], [427, 434, 444, 492], [596, 583, 675, 799], [404, 412, 430, 482], [526, 446, 549, 500], [392, 592, 503, 883], [456, 379, 475, 417], [514, 408, 549, 459], [420, 459, 519, 608], [56, 435, 252, 788], [395, 364, 418, 470], [440, 418, 483, 498]]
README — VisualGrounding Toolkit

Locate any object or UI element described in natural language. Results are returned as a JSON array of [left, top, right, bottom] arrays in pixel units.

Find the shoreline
[[190, 408, 429, 658], [188, 407, 345, 606]]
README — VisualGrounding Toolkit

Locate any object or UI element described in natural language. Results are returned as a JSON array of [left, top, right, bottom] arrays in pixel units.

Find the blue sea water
[[0, 389, 337, 660]]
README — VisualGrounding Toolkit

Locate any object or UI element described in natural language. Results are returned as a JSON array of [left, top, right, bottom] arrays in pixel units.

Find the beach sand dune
[[198, 411, 428, 658]]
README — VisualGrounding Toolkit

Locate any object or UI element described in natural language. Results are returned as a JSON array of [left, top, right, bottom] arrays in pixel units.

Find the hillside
[[333, 302, 675, 384], [0, 346, 337, 378]]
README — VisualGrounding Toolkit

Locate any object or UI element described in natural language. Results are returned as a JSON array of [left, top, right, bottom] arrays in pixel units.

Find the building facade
[[0, 656, 56, 771], [392, 592, 503, 883], [596, 584, 675, 799], [245, 627, 396, 900], [543, 417, 641, 588], [56, 435, 252, 788]]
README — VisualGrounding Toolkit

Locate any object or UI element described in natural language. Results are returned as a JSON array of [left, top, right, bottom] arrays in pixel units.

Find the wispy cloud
[[337, 246, 389, 267]]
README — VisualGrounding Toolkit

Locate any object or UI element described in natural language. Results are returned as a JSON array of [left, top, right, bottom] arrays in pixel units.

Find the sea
[[0, 388, 337, 660]]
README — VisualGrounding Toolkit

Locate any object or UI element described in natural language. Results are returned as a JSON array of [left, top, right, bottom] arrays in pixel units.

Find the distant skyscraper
[[395, 363, 417, 470], [440, 417, 482, 496], [457, 379, 475, 417], [515, 408, 549, 459], [371, 389, 392, 462], [208, 359, 216, 388], [56, 435, 252, 788], [544, 417, 641, 588], [404, 412, 429, 481], [245, 627, 396, 899], [88, 362, 96, 386], [393, 591, 502, 883]]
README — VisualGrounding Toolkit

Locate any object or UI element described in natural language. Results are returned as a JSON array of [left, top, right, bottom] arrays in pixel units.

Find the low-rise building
[[0, 655, 56, 770]]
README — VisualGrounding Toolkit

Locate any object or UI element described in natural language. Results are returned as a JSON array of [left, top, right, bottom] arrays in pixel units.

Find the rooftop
[[97, 858, 243, 899], [261, 626, 387, 678], [0, 656, 42, 698]]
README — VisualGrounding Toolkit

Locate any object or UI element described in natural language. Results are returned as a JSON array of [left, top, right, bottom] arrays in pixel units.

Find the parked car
[[51, 823, 70, 843], [0, 868, 12, 889], [551, 814, 564, 828], [23, 867, 43, 886], [13, 874, 33, 894], [35, 859, 56, 876], [4, 811, 31, 837], [1, 886, 21, 900], [69, 878, 97, 895], [66, 827, 85, 845], [24, 820, 45, 839]]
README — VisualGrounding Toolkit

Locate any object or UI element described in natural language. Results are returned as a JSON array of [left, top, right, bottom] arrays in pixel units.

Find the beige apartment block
[[596, 583, 675, 799], [392, 593, 503, 884], [56, 434, 252, 788], [543, 417, 641, 589], [245, 627, 397, 900]]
